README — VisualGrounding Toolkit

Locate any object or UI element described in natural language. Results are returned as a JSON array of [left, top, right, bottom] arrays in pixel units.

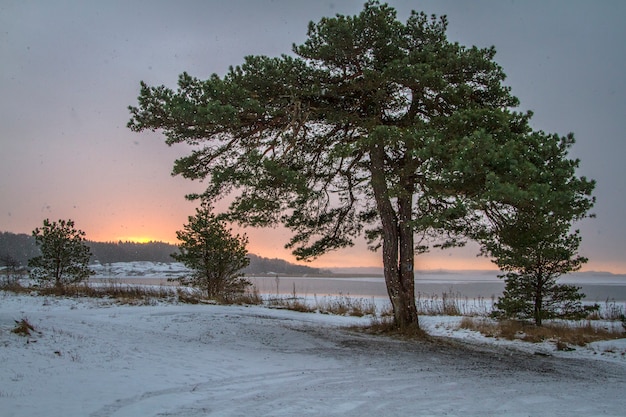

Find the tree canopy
[[474, 133, 596, 325], [128, 1, 592, 328], [171, 205, 250, 299], [28, 219, 93, 288]]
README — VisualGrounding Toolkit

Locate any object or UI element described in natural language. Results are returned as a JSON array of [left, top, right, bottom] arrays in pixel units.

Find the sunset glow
[[116, 237, 159, 244], [3, 207, 625, 273], [1, 2, 625, 276]]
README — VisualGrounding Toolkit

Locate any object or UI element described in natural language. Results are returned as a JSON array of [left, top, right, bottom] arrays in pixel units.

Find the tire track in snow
[[89, 367, 383, 417]]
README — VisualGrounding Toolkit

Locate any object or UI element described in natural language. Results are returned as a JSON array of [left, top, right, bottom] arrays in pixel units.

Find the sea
[[249, 272, 626, 304], [90, 262, 626, 304]]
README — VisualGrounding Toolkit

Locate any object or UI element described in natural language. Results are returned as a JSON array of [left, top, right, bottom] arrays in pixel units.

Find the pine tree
[[171, 205, 250, 300], [129, 1, 585, 329], [28, 219, 94, 288], [476, 133, 596, 325]]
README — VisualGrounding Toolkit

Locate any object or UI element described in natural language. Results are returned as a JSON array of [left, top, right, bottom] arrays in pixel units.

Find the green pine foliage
[[493, 273, 599, 325], [475, 133, 596, 326], [171, 205, 251, 299], [28, 219, 94, 288]]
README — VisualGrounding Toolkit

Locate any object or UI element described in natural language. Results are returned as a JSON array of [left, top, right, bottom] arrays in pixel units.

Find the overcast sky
[[1, 1, 625, 272]]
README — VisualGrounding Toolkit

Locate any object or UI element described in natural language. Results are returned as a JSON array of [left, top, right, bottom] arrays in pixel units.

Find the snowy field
[[90, 261, 191, 280], [1, 292, 626, 417]]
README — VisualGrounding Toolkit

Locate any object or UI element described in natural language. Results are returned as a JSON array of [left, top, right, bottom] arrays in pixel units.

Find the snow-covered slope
[[1, 293, 625, 416]]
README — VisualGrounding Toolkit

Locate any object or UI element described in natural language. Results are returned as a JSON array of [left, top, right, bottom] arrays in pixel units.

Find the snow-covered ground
[[90, 261, 191, 280], [1, 292, 625, 417]]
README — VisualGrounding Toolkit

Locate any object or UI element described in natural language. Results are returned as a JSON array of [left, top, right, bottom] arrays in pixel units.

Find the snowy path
[[1, 294, 625, 416]]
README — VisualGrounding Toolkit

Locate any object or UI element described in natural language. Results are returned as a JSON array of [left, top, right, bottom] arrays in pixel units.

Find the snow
[[90, 261, 190, 279], [1, 292, 625, 417]]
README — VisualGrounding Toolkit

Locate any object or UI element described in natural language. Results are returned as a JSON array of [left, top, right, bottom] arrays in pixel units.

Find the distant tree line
[[246, 253, 328, 276], [0, 231, 326, 275], [88, 240, 177, 264], [0, 232, 176, 264], [0, 232, 39, 266]]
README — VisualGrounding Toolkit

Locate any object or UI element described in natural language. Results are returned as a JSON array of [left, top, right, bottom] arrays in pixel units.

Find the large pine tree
[[129, 2, 582, 328]]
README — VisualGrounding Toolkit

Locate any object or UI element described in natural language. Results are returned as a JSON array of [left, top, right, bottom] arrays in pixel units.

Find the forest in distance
[[0, 231, 327, 276]]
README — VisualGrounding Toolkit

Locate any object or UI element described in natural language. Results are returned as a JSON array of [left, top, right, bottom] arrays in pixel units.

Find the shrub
[[459, 317, 624, 347]]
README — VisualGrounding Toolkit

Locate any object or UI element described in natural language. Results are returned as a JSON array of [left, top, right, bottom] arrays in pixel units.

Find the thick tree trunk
[[370, 144, 419, 329], [397, 194, 419, 328]]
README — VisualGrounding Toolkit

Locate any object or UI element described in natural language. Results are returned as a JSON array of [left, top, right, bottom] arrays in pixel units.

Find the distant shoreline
[[89, 274, 626, 302]]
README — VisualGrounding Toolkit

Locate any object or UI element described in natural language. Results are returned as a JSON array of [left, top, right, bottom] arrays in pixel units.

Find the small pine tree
[[488, 220, 595, 326], [479, 132, 596, 326], [486, 201, 599, 326], [28, 219, 94, 288], [493, 271, 598, 325], [171, 205, 250, 300]]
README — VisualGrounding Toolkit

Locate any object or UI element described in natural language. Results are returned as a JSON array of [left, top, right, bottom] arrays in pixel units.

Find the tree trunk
[[370, 144, 419, 329], [397, 194, 419, 328], [54, 257, 62, 288], [534, 277, 544, 326]]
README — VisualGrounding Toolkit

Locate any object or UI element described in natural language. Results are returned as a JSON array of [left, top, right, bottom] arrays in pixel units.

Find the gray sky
[[1, 0, 625, 272]]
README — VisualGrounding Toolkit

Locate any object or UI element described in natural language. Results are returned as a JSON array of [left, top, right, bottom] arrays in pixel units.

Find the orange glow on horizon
[[81, 224, 626, 274], [115, 236, 162, 244]]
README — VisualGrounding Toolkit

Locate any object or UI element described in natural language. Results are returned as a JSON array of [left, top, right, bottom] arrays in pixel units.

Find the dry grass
[[314, 294, 377, 317], [268, 292, 378, 317], [27, 281, 176, 300], [416, 290, 461, 316], [65, 282, 177, 305], [416, 290, 492, 317], [0, 281, 30, 294], [267, 296, 316, 312], [219, 286, 264, 305], [1, 280, 265, 306], [265, 282, 316, 312], [587, 299, 626, 321], [12, 318, 37, 337], [459, 316, 625, 349], [175, 288, 205, 304]]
